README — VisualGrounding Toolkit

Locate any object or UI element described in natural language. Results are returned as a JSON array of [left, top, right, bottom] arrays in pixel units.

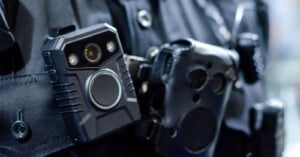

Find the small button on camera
[[42, 51, 54, 68], [87, 69, 122, 110]]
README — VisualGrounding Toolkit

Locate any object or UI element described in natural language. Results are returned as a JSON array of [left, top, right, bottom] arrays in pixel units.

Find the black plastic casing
[[41, 24, 141, 143], [148, 39, 239, 157]]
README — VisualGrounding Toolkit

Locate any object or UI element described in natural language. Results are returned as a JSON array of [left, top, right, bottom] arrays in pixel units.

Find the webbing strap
[[196, 0, 231, 47], [0, 0, 15, 53]]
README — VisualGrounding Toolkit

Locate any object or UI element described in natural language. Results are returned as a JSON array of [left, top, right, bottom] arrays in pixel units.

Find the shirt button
[[137, 10, 152, 28]]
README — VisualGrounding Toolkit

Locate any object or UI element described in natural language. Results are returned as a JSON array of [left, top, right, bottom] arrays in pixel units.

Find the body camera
[[133, 39, 239, 157], [42, 24, 141, 143]]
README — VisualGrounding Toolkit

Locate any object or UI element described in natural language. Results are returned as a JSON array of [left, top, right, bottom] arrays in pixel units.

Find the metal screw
[[225, 68, 236, 80], [146, 46, 159, 61], [234, 80, 242, 89], [11, 109, 30, 141], [137, 10, 152, 28]]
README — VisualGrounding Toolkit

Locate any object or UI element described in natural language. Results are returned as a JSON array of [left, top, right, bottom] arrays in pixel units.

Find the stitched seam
[[0, 73, 49, 88], [0, 73, 48, 82], [0, 80, 40, 88], [0, 136, 72, 155]]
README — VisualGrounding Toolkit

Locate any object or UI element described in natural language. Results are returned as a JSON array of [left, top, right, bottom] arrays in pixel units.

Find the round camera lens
[[188, 68, 208, 91], [211, 74, 227, 94], [84, 43, 102, 63]]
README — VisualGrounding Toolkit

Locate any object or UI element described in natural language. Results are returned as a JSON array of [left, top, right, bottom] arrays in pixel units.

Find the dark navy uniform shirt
[[0, 0, 268, 156]]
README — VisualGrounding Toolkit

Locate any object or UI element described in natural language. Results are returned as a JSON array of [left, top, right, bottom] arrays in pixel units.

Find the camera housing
[[41, 24, 141, 143], [132, 39, 239, 156]]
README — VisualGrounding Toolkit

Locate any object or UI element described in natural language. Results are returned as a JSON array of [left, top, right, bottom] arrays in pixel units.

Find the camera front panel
[[63, 31, 119, 68], [42, 24, 141, 143]]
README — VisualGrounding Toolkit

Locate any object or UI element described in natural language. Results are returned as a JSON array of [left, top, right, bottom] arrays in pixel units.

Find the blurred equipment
[[127, 38, 239, 157], [236, 32, 264, 83], [0, 1, 24, 75], [0, 1, 14, 53], [250, 99, 285, 157]]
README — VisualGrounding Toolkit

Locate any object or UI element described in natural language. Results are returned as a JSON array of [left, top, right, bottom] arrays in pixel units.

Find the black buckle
[[48, 25, 76, 37], [135, 117, 163, 146]]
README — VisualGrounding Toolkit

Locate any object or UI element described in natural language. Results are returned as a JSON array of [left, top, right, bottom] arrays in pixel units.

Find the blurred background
[[266, 0, 300, 156]]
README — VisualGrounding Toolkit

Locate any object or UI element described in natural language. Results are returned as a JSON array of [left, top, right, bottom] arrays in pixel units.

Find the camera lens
[[188, 68, 208, 91], [211, 74, 226, 94], [84, 43, 102, 63]]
